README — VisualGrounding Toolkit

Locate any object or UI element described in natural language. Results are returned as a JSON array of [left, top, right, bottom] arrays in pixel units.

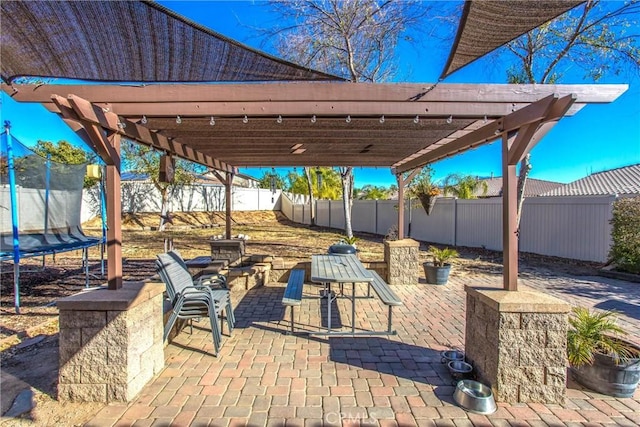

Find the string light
[[446, 115, 453, 124], [277, 115, 283, 124], [345, 115, 351, 123], [243, 115, 249, 124], [379, 115, 385, 124], [311, 115, 316, 123], [176, 115, 182, 124], [209, 116, 215, 126], [413, 115, 420, 124], [141, 115, 147, 124]]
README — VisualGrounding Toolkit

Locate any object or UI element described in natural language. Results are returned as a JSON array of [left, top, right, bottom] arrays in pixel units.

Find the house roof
[[540, 164, 640, 196], [476, 177, 563, 197]]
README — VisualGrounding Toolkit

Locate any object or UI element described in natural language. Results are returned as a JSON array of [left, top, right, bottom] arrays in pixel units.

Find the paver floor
[[87, 269, 640, 427]]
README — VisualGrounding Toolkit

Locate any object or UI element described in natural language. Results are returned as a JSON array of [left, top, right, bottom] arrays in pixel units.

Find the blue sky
[[2, 0, 638, 188]]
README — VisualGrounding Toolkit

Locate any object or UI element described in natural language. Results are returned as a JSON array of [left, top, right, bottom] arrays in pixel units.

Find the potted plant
[[408, 167, 440, 215], [567, 307, 640, 397], [423, 245, 458, 285]]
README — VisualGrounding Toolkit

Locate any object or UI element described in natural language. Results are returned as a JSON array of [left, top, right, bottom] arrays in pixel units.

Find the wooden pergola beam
[[54, 94, 235, 173], [33, 101, 587, 118], [394, 94, 566, 173], [3, 82, 626, 104]]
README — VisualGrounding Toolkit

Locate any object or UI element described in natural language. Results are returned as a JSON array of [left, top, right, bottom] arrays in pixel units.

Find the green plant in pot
[[423, 246, 458, 285], [567, 307, 640, 397]]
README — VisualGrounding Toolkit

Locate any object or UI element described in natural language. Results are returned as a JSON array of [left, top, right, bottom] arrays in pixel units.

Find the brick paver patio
[[87, 268, 640, 427]]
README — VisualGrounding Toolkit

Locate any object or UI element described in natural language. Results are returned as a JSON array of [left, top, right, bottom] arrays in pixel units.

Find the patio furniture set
[[156, 250, 404, 354]]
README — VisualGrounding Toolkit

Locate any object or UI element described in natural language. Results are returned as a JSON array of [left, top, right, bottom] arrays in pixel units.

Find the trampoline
[[1, 122, 105, 313]]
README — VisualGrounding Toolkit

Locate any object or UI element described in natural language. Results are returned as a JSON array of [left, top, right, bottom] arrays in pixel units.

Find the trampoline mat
[[0, 226, 102, 260]]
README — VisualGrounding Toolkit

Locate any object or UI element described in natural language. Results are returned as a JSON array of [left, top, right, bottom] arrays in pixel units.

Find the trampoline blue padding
[[0, 226, 102, 261]]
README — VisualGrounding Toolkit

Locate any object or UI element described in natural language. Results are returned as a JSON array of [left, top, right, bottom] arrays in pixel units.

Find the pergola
[[1, 0, 627, 296]]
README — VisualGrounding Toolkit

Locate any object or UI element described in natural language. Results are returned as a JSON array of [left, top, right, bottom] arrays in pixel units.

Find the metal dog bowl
[[447, 360, 473, 385], [453, 379, 497, 415], [441, 350, 465, 364]]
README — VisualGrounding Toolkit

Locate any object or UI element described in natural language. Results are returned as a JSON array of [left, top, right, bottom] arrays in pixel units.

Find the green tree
[[33, 140, 98, 188], [355, 185, 391, 200], [443, 174, 488, 199], [263, 0, 430, 237], [287, 167, 341, 200], [122, 140, 204, 231], [257, 169, 287, 191], [503, 0, 640, 226]]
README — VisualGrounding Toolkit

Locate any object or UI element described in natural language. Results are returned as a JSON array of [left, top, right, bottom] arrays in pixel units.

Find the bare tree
[[503, 0, 640, 227], [261, 0, 431, 237]]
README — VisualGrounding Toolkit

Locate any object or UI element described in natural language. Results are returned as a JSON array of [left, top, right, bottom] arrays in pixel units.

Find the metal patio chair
[[156, 251, 235, 355]]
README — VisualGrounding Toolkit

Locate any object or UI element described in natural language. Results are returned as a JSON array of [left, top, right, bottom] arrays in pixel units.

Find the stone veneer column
[[58, 282, 165, 402], [465, 285, 570, 404], [384, 239, 420, 285]]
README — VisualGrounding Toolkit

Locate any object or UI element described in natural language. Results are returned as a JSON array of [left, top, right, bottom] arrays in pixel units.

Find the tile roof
[[476, 177, 563, 197], [541, 163, 640, 196]]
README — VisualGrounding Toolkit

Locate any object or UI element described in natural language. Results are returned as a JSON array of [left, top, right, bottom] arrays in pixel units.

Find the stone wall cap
[[465, 284, 570, 313], [57, 281, 165, 311], [384, 239, 420, 248]]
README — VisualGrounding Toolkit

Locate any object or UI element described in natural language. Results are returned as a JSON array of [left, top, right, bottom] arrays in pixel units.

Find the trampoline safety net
[[1, 131, 99, 259]]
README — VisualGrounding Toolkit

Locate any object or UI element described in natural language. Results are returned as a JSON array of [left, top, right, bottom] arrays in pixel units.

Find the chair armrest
[[197, 274, 228, 289]]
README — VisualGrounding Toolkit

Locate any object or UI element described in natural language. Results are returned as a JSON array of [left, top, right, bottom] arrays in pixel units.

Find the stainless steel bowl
[[441, 350, 465, 363], [447, 360, 472, 375], [453, 379, 497, 415]]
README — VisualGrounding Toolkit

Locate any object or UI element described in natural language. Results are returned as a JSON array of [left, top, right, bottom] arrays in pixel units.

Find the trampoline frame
[[1, 122, 106, 313]]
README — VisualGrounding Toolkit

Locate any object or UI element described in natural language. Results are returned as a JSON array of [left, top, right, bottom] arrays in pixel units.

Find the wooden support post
[[502, 133, 518, 291], [395, 168, 422, 241], [225, 173, 232, 239], [397, 174, 404, 240], [106, 132, 122, 290]]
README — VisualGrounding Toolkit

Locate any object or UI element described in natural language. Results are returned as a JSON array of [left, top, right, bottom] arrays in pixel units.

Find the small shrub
[[427, 246, 459, 267], [609, 197, 640, 274]]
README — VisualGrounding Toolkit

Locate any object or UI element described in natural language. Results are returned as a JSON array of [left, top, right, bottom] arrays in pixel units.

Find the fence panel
[[409, 198, 456, 245], [519, 196, 614, 262], [352, 200, 377, 233], [329, 201, 346, 230], [376, 201, 397, 238], [280, 193, 294, 220], [316, 200, 331, 227], [455, 198, 502, 250]]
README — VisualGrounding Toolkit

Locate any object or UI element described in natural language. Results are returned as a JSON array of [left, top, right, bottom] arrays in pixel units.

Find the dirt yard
[[0, 211, 601, 425]]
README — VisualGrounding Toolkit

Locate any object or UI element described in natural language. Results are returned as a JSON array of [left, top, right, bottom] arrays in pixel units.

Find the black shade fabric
[[441, 1, 584, 78], [0, 0, 341, 83]]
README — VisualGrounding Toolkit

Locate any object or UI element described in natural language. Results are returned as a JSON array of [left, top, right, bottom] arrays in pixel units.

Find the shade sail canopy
[[441, 1, 584, 79], [3, 82, 627, 173], [0, 0, 340, 83]]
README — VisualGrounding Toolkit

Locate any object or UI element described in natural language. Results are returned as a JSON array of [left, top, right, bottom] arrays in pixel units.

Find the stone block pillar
[[465, 285, 570, 404], [58, 282, 165, 402], [210, 238, 246, 265], [384, 239, 419, 285]]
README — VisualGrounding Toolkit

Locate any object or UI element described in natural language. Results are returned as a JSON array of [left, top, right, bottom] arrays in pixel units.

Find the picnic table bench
[[282, 269, 305, 334], [367, 270, 402, 334]]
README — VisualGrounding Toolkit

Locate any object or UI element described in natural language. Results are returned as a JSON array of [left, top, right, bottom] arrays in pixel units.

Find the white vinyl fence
[[81, 183, 281, 223], [281, 195, 616, 263]]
